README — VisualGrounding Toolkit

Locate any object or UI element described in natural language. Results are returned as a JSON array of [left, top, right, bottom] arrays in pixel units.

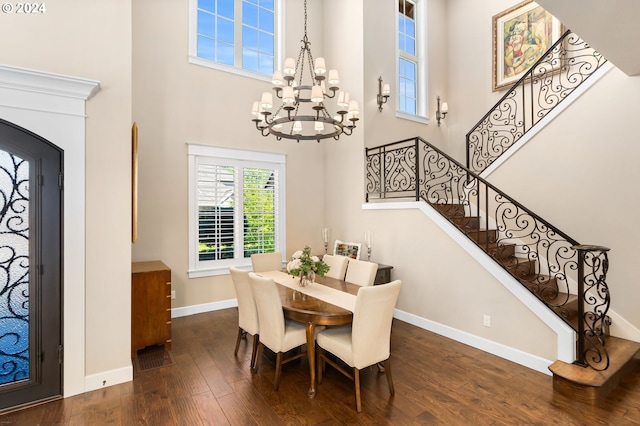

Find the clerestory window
[[189, 0, 283, 80], [397, 0, 428, 122]]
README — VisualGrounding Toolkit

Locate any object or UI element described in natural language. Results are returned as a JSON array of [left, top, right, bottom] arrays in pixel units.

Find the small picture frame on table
[[333, 240, 361, 260]]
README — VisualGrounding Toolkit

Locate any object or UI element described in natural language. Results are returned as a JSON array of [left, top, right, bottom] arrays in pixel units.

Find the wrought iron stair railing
[[366, 137, 611, 370], [466, 30, 608, 174]]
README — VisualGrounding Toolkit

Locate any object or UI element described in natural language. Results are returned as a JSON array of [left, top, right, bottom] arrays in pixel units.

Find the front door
[[0, 119, 63, 411]]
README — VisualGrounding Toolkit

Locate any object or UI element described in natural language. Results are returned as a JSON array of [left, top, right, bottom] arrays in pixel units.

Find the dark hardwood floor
[[2, 308, 640, 425]]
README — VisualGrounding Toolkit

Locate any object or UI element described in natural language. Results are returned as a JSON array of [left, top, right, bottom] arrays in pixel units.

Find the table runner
[[256, 270, 357, 313]]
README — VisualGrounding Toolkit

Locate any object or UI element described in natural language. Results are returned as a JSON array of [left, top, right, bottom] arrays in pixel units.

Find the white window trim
[[395, 0, 429, 123], [188, 0, 285, 82], [187, 143, 287, 278]]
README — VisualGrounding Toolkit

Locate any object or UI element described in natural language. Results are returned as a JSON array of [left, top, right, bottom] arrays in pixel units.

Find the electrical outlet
[[483, 314, 491, 327], [171, 290, 176, 300]]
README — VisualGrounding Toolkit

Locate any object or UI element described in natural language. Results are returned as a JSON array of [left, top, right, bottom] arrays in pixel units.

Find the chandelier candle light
[[251, 0, 359, 142]]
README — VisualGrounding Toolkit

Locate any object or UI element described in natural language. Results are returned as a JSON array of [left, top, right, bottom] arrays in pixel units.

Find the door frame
[[0, 64, 100, 397]]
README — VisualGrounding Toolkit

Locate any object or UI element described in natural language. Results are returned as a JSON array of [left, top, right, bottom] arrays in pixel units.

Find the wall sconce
[[377, 76, 390, 112], [436, 96, 448, 126]]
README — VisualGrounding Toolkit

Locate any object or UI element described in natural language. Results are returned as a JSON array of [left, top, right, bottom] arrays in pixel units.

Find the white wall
[[0, 0, 133, 392], [362, 0, 450, 150], [130, 0, 583, 367], [131, 0, 330, 308], [339, 0, 561, 364]]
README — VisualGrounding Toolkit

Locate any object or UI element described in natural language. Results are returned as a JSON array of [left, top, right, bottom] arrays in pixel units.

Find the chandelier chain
[[303, 0, 308, 39]]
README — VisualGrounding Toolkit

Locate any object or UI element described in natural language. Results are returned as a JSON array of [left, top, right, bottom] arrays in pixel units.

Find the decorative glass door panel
[[0, 118, 62, 411], [0, 150, 30, 386]]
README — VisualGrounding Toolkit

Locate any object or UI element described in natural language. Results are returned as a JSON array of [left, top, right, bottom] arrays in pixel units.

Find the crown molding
[[0, 64, 100, 100]]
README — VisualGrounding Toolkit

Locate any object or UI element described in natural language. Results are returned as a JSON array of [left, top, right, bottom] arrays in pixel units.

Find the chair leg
[[253, 342, 264, 373], [317, 345, 324, 384], [234, 327, 243, 356], [384, 358, 395, 395], [250, 334, 259, 369], [274, 352, 283, 390], [354, 367, 362, 413]]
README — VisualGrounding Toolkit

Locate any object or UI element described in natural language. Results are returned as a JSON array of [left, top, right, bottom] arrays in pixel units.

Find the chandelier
[[251, 0, 359, 142]]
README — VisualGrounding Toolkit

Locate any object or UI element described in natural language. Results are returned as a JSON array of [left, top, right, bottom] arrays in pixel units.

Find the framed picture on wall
[[131, 122, 138, 243], [492, 0, 563, 91], [333, 240, 361, 260]]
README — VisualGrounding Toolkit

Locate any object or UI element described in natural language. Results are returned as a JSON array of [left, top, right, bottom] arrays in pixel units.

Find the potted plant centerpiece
[[286, 246, 330, 287]]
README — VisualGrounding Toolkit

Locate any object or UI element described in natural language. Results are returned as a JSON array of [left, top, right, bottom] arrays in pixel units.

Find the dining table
[[255, 270, 361, 398]]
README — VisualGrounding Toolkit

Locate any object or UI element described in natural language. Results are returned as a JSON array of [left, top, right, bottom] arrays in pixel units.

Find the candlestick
[[322, 227, 329, 253], [364, 231, 373, 261]]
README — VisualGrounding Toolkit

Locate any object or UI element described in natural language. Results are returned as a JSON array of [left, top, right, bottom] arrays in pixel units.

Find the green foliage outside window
[[198, 167, 277, 261]]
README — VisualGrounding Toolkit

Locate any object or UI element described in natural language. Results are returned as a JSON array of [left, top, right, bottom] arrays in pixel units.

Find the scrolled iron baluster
[[572, 244, 611, 371], [383, 145, 417, 195], [466, 30, 608, 174], [364, 150, 381, 196], [364, 139, 425, 201]]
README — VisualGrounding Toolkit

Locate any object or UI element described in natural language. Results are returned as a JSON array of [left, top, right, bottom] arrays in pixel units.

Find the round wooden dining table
[[276, 275, 360, 398]]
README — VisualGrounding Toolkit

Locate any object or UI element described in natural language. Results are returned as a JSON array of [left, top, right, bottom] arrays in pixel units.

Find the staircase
[[435, 201, 640, 402], [365, 138, 640, 402], [364, 30, 640, 402]]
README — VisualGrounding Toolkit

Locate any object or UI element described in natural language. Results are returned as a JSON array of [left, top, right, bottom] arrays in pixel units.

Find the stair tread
[[502, 256, 534, 267], [549, 337, 640, 387]]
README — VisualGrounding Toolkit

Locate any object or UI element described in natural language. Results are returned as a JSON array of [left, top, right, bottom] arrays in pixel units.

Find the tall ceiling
[[535, 0, 640, 76]]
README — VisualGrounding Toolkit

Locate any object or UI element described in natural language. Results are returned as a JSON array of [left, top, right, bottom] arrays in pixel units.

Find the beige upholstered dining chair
[[316, 280, 402, 412], [248, 272, 308, 390], [229, 266, 259, 369], [322, 254, 349, 280], [250, 252, 283, 272], [345, 258, 378, 286]]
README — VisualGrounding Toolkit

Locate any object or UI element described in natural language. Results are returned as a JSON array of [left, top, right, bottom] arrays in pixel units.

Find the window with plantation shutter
[[197, 164, 236, 261], [188, 144, 286, 277]]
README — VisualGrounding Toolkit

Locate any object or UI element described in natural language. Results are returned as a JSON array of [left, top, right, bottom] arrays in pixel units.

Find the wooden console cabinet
[[374, 263, 393, 285], [131, 261, 172, 357]]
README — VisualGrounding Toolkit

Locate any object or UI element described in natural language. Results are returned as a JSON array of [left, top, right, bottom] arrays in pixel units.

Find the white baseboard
[[83, 365, 133, 394], [172, 298, 238, 318], [79, 300, 238, 396], [609, 310, 640, 342], [170, 296, 553, 376], [393, 308, 553, 376]]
